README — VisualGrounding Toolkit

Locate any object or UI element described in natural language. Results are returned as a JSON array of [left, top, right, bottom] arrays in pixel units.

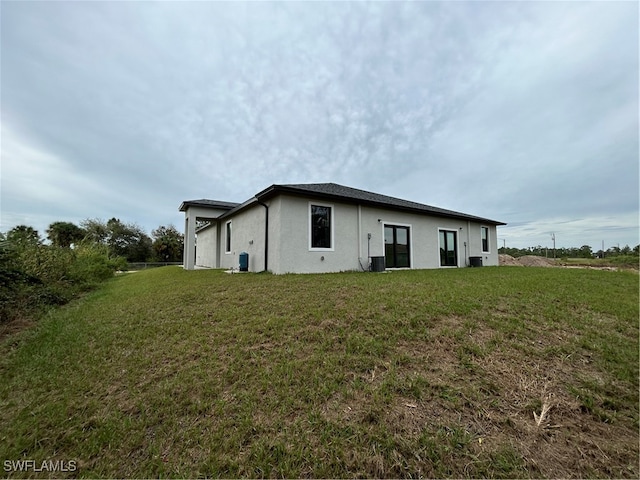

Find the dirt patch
[[500, 254, 556, 267], [518, 255, 557, 267], [499, 254, 522, 266], [0, 316, 36, 341], [500, 255, 635, 271]]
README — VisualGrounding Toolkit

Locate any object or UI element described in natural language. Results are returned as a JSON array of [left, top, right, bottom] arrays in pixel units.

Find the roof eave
[[218, 197, 260, 219], [256, 185, 505, 225], [179, 199, 240, 212]]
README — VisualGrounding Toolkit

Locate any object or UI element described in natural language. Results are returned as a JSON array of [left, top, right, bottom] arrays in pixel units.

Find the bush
[[608, 255, 640, 268], [69, 243, 126, 285], [18, 244, 75, 284], [0, 237, 125, 325]]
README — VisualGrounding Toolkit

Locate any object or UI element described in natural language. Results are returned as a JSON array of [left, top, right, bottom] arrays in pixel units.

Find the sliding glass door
[[384, 225, 410, 268], [439, 230, 457, 267]]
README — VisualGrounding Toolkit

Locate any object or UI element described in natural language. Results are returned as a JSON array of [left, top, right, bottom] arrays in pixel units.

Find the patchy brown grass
[[0, 266, 638, 478]]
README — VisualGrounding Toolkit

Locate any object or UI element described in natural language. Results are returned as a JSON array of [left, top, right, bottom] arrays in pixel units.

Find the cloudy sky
[[1, 1, 638, 250]]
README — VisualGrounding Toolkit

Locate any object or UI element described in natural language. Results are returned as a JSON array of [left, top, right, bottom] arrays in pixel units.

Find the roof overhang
[[255, 184, 506, 226], [179, 199, 240, 212]]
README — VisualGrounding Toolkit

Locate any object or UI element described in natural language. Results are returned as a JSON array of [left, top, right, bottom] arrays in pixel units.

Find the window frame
[[225, 220, 232, 254], [481, 226, 490, 253], [439, 228, 458, 267], [308, 202, 334, 251]]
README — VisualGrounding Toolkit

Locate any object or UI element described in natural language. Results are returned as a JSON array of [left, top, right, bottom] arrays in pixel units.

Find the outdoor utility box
[[469, 256, 483, 267], [370, 256, 385, 272], [239, 252, 249, 272]]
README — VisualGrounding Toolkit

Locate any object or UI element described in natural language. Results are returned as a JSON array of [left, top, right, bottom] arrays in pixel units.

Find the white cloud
[[1, 1, 637, 249], [1, 125, 108, 209], [500, 212, 639, 251]]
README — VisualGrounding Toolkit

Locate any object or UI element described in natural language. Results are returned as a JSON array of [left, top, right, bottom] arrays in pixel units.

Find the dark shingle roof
[[256, 183, 505, 225], [180, 183, 505, 225]]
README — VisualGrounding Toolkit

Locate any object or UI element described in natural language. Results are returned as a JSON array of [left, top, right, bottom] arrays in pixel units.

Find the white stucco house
[[180, 183, 506, 274]]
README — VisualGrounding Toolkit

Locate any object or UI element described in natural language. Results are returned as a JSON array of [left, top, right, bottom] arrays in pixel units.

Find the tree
[[607, 246, 621, 257], [578, 245, 593, 258], [79, 218, 153, 262], [6, 225, 41, 248], [152, 225, 184, 262], [46, 222, 85, 248], [81, 218, 110, 245], [106, 218, 152, 262]]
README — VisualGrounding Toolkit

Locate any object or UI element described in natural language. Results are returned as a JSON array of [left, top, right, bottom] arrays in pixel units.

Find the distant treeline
[[499, 244, 639, 259], [0, 219, 184, 325]]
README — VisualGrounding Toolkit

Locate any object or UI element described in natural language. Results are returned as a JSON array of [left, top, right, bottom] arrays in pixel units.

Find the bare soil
[[500, 254, 557, 267]]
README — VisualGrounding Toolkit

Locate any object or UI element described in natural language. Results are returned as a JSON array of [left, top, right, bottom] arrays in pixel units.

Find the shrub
[[69, 243, 125, 286], [608, 255, 640, 268], [18, 244, 75, 284], [0, 237, 125, 325]]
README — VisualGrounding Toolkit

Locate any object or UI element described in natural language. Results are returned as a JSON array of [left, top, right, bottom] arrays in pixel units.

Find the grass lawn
[[557, 257, 639, 269], [1, 266, 638, 478]]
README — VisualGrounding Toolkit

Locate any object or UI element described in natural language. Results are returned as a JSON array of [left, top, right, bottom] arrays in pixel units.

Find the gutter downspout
[[257, 200, 269, 272]]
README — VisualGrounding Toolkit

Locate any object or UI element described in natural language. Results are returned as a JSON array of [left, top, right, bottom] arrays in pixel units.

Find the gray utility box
[[239, 252, 249, 272], [370, 256, 385, 272], [469, 256, 483, 267]]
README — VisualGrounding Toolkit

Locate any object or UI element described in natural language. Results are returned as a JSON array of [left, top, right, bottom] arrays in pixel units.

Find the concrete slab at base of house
[[180, 183, 506, 274]]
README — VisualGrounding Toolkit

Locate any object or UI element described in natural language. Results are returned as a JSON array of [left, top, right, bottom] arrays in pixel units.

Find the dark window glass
[[440, 230, 457, 266], [311, 205, 331, 248], [481, 227, 489, 252], [226, 222, 231, 252], [385, 225, 410, 268]]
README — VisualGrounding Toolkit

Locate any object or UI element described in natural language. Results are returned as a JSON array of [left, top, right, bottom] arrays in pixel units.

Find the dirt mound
[[500, 254, 557, 267], [518, 255, 556, 267], [499, 254, 522, 266]]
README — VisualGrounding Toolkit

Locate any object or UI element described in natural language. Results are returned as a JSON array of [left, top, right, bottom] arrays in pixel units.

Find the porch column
[[183, 210, 196, 270]]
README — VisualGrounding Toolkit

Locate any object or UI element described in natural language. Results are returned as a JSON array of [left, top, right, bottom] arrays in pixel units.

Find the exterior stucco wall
[[272, 195, 360, 274], [358, 207, 499, 268], [195, 224, 217, 268], [270, 199, 500, 272], [183, 205, 231, 270], [267, 197, 282, 273], [219, 203, 266, 272], [193, 194, 500, 273], [360, 206, 441, 269], [466, 222, 499, 267]]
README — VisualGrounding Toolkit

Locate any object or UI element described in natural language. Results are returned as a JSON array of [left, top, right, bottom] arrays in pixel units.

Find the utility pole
[[551, 233, 556, 258]]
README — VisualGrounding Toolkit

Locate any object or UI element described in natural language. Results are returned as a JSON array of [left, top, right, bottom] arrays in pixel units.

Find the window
[[225, 221, 232, 253], [439, 229, 457, 267], [481, 226, 489, 253], [310, 203, 333, 250], [384, 225, 410, 268]]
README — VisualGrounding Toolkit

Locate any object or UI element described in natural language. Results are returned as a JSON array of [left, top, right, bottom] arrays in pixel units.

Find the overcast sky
[[1, 1, 638, 250]]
